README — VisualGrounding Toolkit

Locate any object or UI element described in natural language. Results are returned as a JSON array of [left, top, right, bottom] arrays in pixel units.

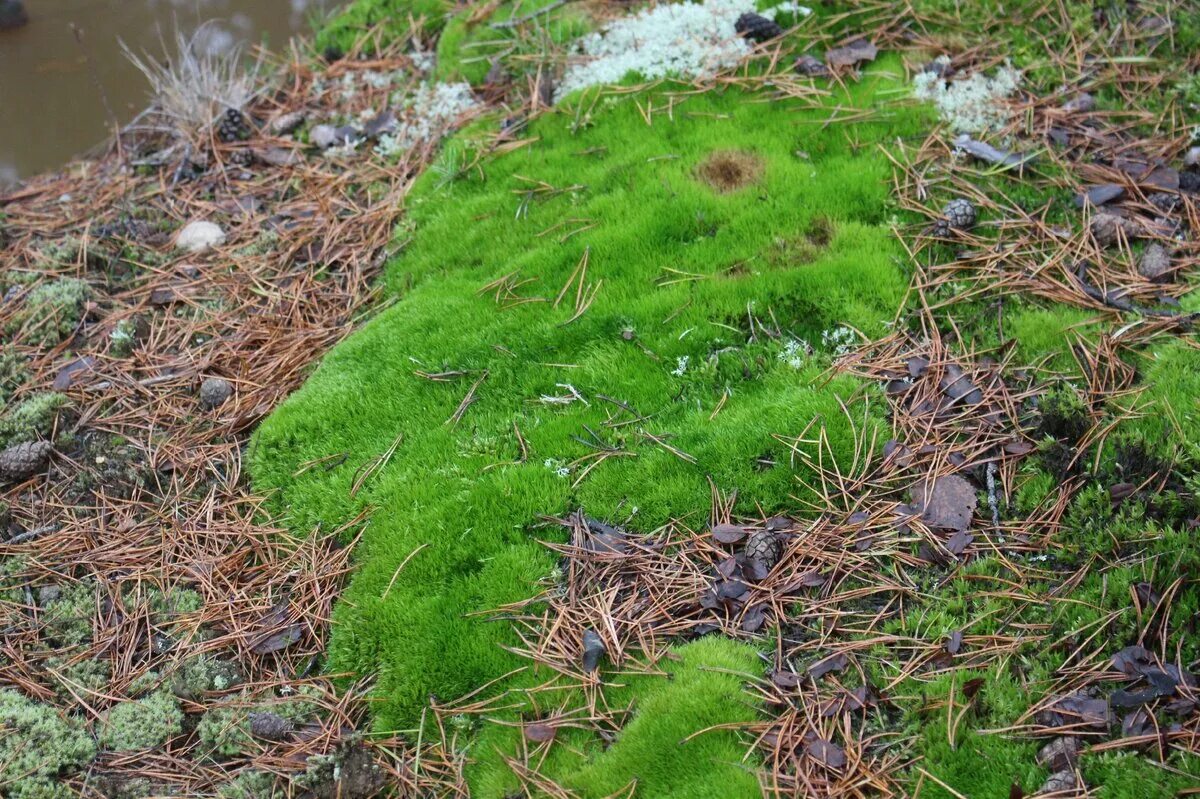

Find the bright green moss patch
[[434, 0, 589, 86], [315, 0, 455, 55], [253, 62, 929, 794]]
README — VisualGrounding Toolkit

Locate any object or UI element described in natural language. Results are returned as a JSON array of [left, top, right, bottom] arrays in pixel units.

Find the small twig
[[448, 370, 489, 426]]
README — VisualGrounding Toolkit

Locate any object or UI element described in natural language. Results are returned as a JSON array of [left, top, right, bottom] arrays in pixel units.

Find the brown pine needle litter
[[0, 38, 475, 797]]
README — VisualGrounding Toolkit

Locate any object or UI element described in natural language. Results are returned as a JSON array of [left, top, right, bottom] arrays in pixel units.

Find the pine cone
[[249, 711, 295, 741], [227, 149, 254, 168], [735, 12, 783, 43], [0, 440, 52, 483], [1090, 212, 1142, 246], [1180, 168, 1200, 194], [942, 198, 977, 231], [216, 108, 251, 143], [1147, 192, 1179, 213], [743, 530, 782, 572]]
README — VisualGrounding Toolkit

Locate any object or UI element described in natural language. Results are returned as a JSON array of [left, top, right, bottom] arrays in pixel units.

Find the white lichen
[[821, 326, 857, 357], [761, 2, 813, 19], [672, 355, 690, 377], [913, 58, 1022, 134], [557, 0, 757, 100], [376, 82, 480, 157], [778, 337, 811, 368]]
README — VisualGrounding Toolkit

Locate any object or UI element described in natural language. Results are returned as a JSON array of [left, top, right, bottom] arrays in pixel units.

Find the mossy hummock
[[253, 58, 932, 794]]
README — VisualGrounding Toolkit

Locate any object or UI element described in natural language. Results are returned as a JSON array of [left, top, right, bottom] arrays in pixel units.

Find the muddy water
[[0, 0, 340, 186]]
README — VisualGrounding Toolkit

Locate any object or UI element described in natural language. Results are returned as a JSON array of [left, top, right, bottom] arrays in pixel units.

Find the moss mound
[[252, 58, 930, 794]]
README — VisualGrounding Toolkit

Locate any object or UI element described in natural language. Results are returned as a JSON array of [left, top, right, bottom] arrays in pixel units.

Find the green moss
[[0, 392, 67, 448], [315, 0, 454, 55], [1003, 304, 1099, 375], [6, 278, 90, 346], [1121, 340, 1200, 461], [434, 0, 589, 85], [42, 581, 97, 648], [170, 655, 245, 700], [0, 688, 96, 798], [217, 770, 282, 799], [98, 692, 184, 752], [196, 688, 320, 758], [252, 59, 931, 795], [46, 655, 111, 705], [0, 348, 28, 405]]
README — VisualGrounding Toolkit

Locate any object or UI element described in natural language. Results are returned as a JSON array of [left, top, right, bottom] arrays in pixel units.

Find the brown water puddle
[[0, 0, 339, 186]]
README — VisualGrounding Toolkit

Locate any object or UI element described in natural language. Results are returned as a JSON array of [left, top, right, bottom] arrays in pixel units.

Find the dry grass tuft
[[121, 22, 264, 135]]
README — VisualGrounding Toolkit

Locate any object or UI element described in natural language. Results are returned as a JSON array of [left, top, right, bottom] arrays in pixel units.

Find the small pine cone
[[1147, 192, 1179, 213], [1090, 212, 1142, 246], [216, 108, 251, 143], [743, 530, 782, 572], [942, 198, 977, 231], [1179, 169, 1200, 194], [227, 149, 254, 168], [249, 711, 295, 741], [735, 12, 783, 43], [929, 218, 952, 238], [0, 440, 53, 483]]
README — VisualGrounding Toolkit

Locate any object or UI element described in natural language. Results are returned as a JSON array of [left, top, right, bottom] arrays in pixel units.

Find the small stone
[[310, 124, 339, 149], [0, 440, 53, 483], [1184, 147, 1200, 168], [199, 377, 233, 409], [175, 221, 226, 253], [1138, 243, 1172, 282], [268, 110, 307, 136], [249, 711, 295, 741], [1039, 770, 1078, 793]]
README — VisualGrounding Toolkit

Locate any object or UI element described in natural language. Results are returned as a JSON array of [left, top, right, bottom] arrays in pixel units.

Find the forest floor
[[1, 1, 1199, 797]]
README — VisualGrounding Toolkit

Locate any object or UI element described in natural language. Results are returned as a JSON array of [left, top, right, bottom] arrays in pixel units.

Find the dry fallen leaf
[[825, 39, 878, 69], [914, 475, 977, 532], [524, 722, 557, 743]]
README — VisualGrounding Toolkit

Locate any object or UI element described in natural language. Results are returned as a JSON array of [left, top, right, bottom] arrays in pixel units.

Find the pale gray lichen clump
[[375, 82, 480, 156], [556, 0, 758, 100], [913, 56, 1022, 134]]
